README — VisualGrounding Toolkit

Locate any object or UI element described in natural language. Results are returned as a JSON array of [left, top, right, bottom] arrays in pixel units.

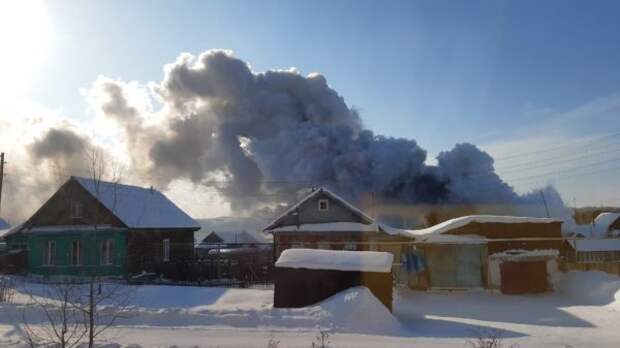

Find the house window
[[318, 199, 329, 211], [100, 239, 114, 265], [43, 240, 56, 266], [163, 239, 170, 262], [291, 243, 304, 249], [71, 240, 82, 266], [71, 201, 83, 219]]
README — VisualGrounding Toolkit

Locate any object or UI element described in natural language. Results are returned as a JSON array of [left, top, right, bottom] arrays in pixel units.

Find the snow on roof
[[592, 212, 620, 237], [24, 225, 126, 233], [265, 222, 381, 233], [569, 238, 620, 252], [415, 234, 488, 244], [275, 248, 394, 273], [0, 223, 22, 239], [0, 218, 11, 239], [73, 176, 200, 230], [489, 249, 559, 259], [0, 218, 9, 230], [200, 230, 263, 244], [264, 188, 374, 231], [384, 215, 563, 239]]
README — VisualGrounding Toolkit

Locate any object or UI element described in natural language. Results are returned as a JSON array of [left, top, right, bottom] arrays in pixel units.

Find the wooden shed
[[273, 249, 393, 311]]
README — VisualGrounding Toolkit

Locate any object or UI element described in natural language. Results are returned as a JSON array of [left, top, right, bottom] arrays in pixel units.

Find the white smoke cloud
[[0, 49, 574, 225]]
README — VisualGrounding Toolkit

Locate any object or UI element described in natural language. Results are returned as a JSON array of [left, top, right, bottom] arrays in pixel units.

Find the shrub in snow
[[467, 328, 519, 348], [310, 330, 331, 348], [266, 333, 280, 348], [0, 276, 14, 303]]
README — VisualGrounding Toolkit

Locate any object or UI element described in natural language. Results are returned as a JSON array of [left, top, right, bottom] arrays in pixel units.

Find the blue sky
[[36, 0, 620, 142], [3, 0, 620, 212]]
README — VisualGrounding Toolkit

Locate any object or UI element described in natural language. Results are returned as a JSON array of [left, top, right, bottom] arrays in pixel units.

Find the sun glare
[[0, 0, 53, 98]]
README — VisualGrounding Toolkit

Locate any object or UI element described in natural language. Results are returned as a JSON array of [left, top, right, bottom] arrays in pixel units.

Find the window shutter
[[109, 240, 114, 265], [50, 241, 56, 265]]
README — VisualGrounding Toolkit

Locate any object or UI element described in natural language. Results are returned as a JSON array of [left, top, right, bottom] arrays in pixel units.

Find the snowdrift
[[114, 285, 404, 335], [317, 286, 403, 335], [558, 271, 620, 306]]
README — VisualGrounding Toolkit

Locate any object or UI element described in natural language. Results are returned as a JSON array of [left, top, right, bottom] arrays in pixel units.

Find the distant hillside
[[194, 216, 271, 244], [573, 207, 620, 225]]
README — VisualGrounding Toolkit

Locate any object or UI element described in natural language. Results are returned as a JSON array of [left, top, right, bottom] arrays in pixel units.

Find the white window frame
[[163, 238, 170, 262], [318, 199, 329, 211], [71, 240, 82, 266], [71, 201, 83, 219], [43, 240, 55, 266], [100, 239, 113, 266]]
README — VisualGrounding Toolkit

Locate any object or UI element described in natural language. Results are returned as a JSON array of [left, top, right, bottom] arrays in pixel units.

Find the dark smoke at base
[[20, 49, 572, 225]]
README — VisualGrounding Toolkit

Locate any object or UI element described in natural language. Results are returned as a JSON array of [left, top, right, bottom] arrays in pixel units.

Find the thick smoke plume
[[1, 49, 572, 224], [89, 50, 537, 212]]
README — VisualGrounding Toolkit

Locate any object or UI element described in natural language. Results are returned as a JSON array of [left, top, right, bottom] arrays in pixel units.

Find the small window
[[163, 238, 170, 262], [291, 243, 304, 249], [43, 240, 56, 266], [71, 201, 83, 219], [100, 239, 114, 265], [318, 199, 329, 211], [71, 240, 82, 266]]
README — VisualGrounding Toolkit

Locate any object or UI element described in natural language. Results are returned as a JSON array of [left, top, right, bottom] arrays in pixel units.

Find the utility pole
[[539, 190, 550, 218], [0, 152, 4, 217]]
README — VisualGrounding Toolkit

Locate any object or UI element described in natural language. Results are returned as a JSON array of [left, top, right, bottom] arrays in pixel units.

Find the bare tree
[[20, 281, 88, 348], [80, 146, 130, 348]]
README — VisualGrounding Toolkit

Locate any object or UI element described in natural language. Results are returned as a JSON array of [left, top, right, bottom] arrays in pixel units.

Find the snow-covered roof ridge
[[0, 223, 22, 239], [489, 249, 560, 258], [388, 215, 563, 238], [73, 176, 200, 230], [593, 212, 620, 236], [275, 248, 394, 273], [200, 230, 263, 244], [263, 187, 374, 231], [265, 222, 381, 233]]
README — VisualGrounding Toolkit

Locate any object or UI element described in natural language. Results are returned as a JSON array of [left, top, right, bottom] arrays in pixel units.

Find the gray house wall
[[272, 191, 368, 228]]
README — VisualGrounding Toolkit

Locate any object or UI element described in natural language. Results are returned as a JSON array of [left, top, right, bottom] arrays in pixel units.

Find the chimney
[[149, 185, 154, 194]]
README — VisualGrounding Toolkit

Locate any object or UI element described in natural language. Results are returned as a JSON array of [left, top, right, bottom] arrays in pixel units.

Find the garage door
[[500, 261, 548, 294], [426, 245, 484, 288]]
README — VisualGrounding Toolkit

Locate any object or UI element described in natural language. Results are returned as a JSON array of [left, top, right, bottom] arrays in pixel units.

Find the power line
[[491, 131, 620, 162]]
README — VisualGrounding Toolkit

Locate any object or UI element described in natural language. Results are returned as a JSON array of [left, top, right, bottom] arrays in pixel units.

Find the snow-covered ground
[[0, 271, 619, 347]]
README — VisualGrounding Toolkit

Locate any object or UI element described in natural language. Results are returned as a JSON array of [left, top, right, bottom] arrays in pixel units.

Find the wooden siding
[[126, 229, 195, 280], [270, 191, 368, 229], [25, 179, 125, 228], [25, 229, 126, 277], [274, 267, 393, 311], [273, 232, 405, 258], [500, 261, 549, 294]]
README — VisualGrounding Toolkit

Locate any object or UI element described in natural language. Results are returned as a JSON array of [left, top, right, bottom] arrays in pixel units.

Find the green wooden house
[[3, 176, 200, 278]]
